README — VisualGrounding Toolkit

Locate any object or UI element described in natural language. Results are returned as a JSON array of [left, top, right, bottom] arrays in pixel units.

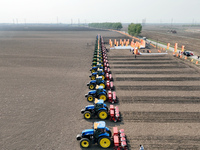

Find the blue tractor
[[85, 85, 107, 102], [76, 121, 112, 148], [87, 76, 105, 90], [81, 99, 108, 120], [89, 68, 105, 80], [90, 63, 103, 73]]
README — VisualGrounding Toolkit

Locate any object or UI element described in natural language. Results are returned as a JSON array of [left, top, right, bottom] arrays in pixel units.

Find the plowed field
[[0, 26, 200, 150]]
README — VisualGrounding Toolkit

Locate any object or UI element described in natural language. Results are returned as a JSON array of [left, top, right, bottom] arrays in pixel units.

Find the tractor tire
[[98, 94, 107, 101], [100, 83, 105, 89], [87, 95, 94, 102], [91, 69, 96, 73], [89, 84, 95, 90], [101, 75, 105, 80], [98, 136, 111, 148], [91, 75, 96, 80], [80, 138, 91, 148], [98, 110, 108, 120], [84, 111, 91, 119]]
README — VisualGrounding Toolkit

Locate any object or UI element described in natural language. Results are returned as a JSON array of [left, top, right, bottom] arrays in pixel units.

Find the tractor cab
[[97, 69, 104, 76], [96, 85, 104, 95], [90, 62, 103, 73], [93, 121, 109, 139], [92, 59, 102, 66], [96, 76, 103, 84], [94, 98, 107, 111], [97, 63, 103, 68]]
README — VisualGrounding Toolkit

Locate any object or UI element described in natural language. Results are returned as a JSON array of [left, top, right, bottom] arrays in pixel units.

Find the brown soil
[[123, 24, 200, 56], [107, 46, 200, 150], [0, 27, 200, 150]]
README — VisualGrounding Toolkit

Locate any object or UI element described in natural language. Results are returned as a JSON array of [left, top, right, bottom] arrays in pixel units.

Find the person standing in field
[[140, 145, 144, 150]]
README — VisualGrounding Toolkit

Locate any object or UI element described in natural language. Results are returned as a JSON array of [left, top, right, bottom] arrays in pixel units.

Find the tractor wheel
[[91, 75, 96, 80], [101, 75, 105, 80], [80, 138, 91, 148], [98, 136, 111, 148], [99, 94, 107, 101], [87, 95, 94, 102], [100, 83, 105, 89], [91, 69, 95, 73], [84, 111, 91, 119], [89, 84, 95, 90], [98, 110, 108, 120]]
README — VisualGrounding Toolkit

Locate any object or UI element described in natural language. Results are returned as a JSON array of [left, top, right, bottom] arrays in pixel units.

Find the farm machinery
[[81, 99, 121, 122], [90, 63, 104, 73], [90, 68, 105, 80], [90, 65, 112, 80], [85, 85, 117, 103], [76, 121, 127, 149], [87, 75, 114, 90]]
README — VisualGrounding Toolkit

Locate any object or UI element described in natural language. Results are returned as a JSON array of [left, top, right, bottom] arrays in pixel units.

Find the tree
[[128, 23, 142, 36], [88, 22, 123, 30]]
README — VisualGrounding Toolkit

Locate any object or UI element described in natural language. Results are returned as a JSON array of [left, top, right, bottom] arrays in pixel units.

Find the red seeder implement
[[108, 90, 117, 103], [106, 72, 113, 81], [104, 66, 111, 74], [113, 127, 128, 150], [109, 105, 120, 122], [106, 80, 114, 90]]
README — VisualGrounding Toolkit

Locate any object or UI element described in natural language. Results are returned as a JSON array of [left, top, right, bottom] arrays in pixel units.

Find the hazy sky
[[0, 0, 199, 24]]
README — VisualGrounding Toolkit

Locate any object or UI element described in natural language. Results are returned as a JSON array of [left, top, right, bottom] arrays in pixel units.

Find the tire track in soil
[[108, 47, 200, 149], [109, 58, 173, 61], [109, 55, 168, 58], [117, 85, 200, 91], [116, 77, 200, 81], [118, 96, 200, 104], [122, 111, 200, 123], [112, 70, 197, 74], [128, 135, 200, 150], [111, 61, 178, 64], [112, 65, 186, 69]]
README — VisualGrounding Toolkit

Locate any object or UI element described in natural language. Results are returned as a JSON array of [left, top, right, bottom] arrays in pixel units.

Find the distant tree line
[[88, 22, 123, 30], [128, 23, 142, 36]]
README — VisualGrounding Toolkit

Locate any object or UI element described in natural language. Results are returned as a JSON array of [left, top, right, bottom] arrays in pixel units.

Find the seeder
[[76, 121, 127, 149]]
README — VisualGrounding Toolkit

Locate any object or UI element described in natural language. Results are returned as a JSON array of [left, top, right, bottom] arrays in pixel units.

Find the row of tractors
[[76, 35, 128, 150]]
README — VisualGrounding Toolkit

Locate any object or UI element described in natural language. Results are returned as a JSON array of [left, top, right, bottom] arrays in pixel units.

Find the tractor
[[87, 75, 114, 90], [87, 76, 105, 90], [90, 63, 103, 73], [93, 54, 102, 60], [81, 99, 121, 122], [89, 69, 105, 80], [76, 121, 112, 149], [76, 121, 127, 149], [81, 99, 108, 120], [85, 85, 107, 102], [92, 58, 103, 65], [85, 85, 117, 103]]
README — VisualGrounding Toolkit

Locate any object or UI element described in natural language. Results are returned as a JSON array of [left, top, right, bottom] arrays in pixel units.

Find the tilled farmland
[[108, 48, 200, 150], [0, 27, 200, 150]]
